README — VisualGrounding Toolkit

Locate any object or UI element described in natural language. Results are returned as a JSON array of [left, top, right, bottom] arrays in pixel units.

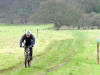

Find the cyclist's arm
[[31, 34, 35, 47], [20, 34, 25, 46]]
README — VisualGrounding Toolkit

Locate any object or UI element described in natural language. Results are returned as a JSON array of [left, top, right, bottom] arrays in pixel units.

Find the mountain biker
[[20, 30, 35, 61]]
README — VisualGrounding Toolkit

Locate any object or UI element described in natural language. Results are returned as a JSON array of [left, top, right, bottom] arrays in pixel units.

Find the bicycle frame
[[24, 46, 30, 56], [26, 47, 30, 56]]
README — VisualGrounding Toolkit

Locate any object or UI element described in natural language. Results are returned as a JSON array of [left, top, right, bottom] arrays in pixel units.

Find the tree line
[[0, 0, 100, 29]]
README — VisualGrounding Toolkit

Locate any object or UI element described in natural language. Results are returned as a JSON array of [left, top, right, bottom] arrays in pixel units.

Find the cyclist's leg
[[30, 47, 33, 60], [24, 46, 27, 67], [24, 44, 27, 52], [24, 45, 27, 54]]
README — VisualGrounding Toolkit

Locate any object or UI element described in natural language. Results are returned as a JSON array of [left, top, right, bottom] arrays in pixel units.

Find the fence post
[[37, 28, 38, 38], [96, 38, 100, 64], [37, 26, 40, 39]]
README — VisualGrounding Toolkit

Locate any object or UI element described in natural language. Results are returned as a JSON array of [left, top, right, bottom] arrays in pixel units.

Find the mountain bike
[[24, 46, 31, 68]]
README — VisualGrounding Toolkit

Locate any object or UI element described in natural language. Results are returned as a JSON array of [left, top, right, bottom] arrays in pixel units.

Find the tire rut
[[0, 54, 43, 73], [46, 52, 77, 72]]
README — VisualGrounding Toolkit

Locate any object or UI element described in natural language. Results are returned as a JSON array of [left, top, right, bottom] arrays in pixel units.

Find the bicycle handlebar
[[23, 46, 31, 48]]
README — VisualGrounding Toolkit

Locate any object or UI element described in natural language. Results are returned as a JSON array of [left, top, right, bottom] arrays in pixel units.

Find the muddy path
[[46, 52, 77, 72], [0, 54, 43, 74]]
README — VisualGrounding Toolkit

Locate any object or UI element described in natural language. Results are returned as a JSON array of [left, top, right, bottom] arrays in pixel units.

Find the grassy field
[[0, 24, 100, 75]]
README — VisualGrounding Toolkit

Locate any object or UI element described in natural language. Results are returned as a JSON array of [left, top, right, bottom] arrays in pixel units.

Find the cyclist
[[20, 30, 35, 61]]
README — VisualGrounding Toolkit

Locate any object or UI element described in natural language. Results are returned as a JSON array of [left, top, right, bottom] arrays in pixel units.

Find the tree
[[30, 0, 82, 29]]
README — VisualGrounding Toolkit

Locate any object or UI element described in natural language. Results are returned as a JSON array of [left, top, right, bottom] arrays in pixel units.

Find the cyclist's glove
[[20, 45, 22, 47], [30, 45, 33, 48]]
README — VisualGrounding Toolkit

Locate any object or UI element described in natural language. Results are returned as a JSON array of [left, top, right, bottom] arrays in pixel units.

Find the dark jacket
[[20, 34, 35, 46]]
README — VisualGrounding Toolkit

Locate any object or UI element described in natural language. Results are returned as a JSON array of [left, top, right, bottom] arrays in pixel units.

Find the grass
[[0, 24, 100, 75], [0, 24, 54, 70]]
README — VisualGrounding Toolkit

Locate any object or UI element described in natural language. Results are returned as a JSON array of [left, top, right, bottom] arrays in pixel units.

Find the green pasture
[[0, 24, 100, 75]]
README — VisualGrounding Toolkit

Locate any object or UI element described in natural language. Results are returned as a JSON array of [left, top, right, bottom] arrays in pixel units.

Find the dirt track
[[0, 54, 43, 74]]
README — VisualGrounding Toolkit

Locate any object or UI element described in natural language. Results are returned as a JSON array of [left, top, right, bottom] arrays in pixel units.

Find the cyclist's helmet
[[26, 30, 31, 35]]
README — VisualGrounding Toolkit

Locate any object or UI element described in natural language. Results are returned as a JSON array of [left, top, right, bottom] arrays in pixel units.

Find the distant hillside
[[0, 0, 100, 29], [0, 0, 46, 24], [30, 0, 100, 29]]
